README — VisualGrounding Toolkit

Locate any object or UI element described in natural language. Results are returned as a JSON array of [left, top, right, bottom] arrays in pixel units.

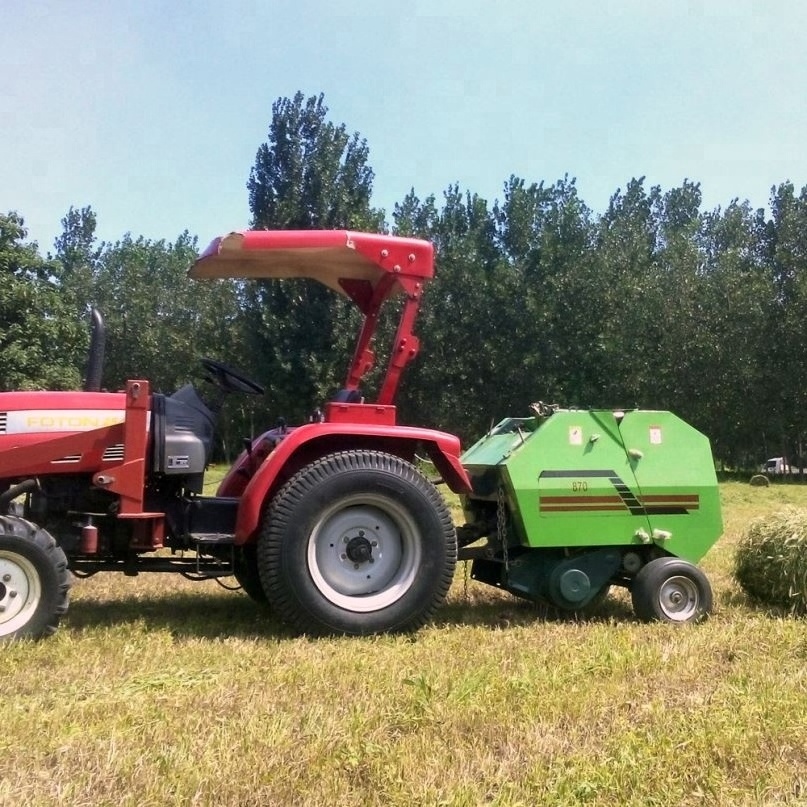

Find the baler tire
[[257, 450, 457, 636], [631, 557, 712, 624], [232, 545, 268, 604], [0, 516, 71, 641]]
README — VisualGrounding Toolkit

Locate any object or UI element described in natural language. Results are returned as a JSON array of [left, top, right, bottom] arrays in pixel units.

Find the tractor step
[[191, 533, 236, 545]]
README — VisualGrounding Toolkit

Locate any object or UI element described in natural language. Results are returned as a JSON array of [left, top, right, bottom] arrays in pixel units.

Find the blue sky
[[2, 0, 806, 253]]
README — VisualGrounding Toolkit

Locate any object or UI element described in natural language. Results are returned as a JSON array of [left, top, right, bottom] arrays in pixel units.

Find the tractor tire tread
[[258, 450, 456, 636], [0, 515, 71, 640]]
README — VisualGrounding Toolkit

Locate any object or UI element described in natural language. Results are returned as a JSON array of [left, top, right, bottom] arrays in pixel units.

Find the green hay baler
[[458, 404, 723, 623]]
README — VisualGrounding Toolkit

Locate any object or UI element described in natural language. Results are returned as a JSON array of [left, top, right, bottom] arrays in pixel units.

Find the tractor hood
[[190, 230, 433, 315]]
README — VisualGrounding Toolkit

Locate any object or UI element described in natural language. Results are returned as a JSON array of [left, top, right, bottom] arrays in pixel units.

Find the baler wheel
[[0, 516, 71, 641], [631, 557, 712, 624], [257, 450, 457, 636]]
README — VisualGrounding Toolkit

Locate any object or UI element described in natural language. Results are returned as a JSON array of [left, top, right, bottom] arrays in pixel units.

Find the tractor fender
[[233, 422, 470, 544]]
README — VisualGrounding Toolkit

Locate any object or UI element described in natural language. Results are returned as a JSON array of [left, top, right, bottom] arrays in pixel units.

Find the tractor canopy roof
[[190, 230, 434, 406], [190, 230, 433, 314]]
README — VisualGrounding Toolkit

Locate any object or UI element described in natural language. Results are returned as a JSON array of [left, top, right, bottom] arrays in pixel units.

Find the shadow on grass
[[436, 591, 636, 630], [64, 583, 638, 641], [721, 585, 807, 619], [65, 589, 293, 641], [442, 599, 636, 630]]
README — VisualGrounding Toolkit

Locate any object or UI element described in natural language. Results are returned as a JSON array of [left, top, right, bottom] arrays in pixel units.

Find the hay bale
[[749, 474, 770, 487], [735, 507, 807, 614]]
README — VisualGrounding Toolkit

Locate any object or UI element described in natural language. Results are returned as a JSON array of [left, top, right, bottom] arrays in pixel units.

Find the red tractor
[[0, 230, 471, 640]]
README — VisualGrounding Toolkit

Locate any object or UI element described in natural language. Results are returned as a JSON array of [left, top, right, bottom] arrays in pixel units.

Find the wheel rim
[[0, 550, 42, 636], [658, 574, 700, 622], [307, 493, 422, 613]]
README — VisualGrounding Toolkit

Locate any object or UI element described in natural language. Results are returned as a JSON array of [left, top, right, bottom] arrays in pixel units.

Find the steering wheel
[[200, 358, 265, 395]]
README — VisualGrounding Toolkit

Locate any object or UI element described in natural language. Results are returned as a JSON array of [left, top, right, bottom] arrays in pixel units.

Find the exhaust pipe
[[0, 479, 37, 515], [84, 307, 106, 392]]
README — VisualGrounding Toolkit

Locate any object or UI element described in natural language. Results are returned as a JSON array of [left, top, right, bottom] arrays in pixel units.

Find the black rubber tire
[[631, 557, 712, 624], [257, 450, 457, 636], [0, 515, 71, 641], [232, 545, 268, 603]]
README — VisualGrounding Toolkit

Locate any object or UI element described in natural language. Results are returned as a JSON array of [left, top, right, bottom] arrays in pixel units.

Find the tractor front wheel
[[257, 451, 457, 636], [631, 557, 712, 624], [0, 516, 71, 641]]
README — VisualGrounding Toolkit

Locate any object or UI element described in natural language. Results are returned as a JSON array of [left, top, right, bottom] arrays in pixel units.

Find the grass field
[[2, 481, 807, 806]]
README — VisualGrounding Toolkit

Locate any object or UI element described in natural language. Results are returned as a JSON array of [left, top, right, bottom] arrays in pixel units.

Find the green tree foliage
[[52, 209, 246, 456], [244, 92, 385, 422], [395, 185, 514, 439], [248, 92, 383, 232], [496, 176, 600, 408], [593, 178, 665, 406], [392, 173, 807, 468], [54, 209, 241, 394], [0, 212, 86, 390], [762, 182, 807, 465], [694, 200, 773, 467], [398, 178, 602, 442], [6, 89, 807, 472], [89, 232, 236, 393], [54, 205, 101, 294], [52, 205, 105, 379]]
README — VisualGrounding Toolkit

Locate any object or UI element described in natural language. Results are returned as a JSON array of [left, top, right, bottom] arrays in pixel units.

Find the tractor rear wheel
[[631, 557, 712, 624], [232, 545, 268, 603], [257, 451, 457, 636], [0, 516, 71, 641]]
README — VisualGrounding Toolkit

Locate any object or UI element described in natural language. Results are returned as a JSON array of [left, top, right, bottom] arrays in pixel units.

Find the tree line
[[3, 91, 807, 470]]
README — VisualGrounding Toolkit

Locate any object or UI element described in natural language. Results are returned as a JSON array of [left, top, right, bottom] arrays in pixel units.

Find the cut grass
[[2, 481, 807, 806]]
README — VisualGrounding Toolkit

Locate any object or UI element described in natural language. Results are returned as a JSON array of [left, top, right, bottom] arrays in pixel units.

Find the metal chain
[[497, 485, 509, 571], [462, 559, 469, 601]]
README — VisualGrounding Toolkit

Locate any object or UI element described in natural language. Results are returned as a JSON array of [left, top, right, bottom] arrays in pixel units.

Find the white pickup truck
[[761, 457, 801, 475]]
